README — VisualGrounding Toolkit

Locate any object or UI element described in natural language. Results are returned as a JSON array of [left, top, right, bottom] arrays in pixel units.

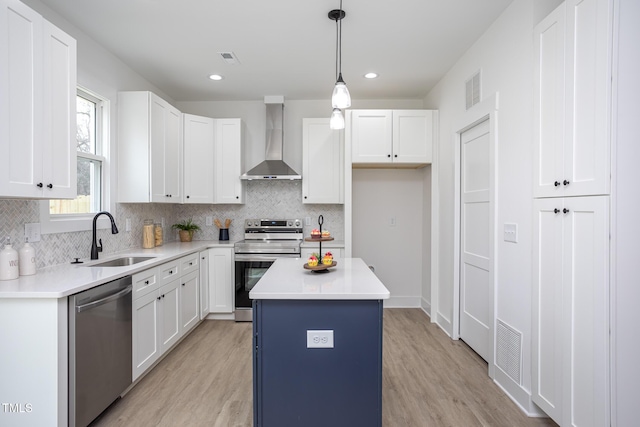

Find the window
[[40, 87, 112, 234]]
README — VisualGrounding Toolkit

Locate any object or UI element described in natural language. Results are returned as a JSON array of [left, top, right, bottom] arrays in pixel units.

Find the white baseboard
[[436, 311, 453, 337], [206, 313, 235, 321], [493, 368, 549, 418], [420, 297, 431, 317], [383, 296, 421, 308]]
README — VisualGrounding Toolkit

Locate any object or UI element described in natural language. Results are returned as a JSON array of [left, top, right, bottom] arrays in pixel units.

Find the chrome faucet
[[91, 211, 119, 260]]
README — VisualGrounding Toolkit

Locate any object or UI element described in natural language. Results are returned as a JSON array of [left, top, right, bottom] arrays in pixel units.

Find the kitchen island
[[249, 257, 390, 427]]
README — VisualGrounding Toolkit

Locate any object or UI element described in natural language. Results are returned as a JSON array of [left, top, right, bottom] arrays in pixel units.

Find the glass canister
[[154, 222, 163, 246], [142, 219, 155, 249]]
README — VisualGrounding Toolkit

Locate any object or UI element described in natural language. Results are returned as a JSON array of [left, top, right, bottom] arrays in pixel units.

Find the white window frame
[[40, 86, 114, 234]]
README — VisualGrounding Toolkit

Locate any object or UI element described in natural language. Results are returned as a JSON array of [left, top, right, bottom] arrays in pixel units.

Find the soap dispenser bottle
[[19, 238, 36, 276], [0, 237, 19, 280]]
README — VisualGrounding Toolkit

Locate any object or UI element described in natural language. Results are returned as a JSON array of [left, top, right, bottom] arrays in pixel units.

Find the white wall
[[425, 0, 536, 410], [352, 168, 426, 307], [611, 0, 640, 424]]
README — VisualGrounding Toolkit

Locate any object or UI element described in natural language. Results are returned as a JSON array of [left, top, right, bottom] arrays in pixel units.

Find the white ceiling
[[35, 0, 514, 102]]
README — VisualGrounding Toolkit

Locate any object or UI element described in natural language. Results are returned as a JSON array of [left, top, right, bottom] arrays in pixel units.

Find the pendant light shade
[[332, 73, 351, 109], [330, 108, 345, 130]]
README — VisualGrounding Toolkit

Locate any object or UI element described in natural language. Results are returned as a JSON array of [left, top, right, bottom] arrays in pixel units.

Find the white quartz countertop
[[0, 240, 234, 299], [249, 258, 390, 300]]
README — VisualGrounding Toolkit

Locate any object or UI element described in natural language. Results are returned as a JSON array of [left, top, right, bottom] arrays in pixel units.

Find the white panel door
[[164, 105, 182, 201], [183, 114, 214, 204], [302, 118, 344, 204], [209, 248, 233, 313], [159, 279, 181, 352], [199, 251, 209, 319], [133, 290, 160, 380], [214, 119, 244, 204], [459, 118, 492, 362], [533, 3, 565, 198], [563, 196, 609, 427], [532, 198, 564, 423], [150, 94, 168, 202], [180, 271, 200, 334]]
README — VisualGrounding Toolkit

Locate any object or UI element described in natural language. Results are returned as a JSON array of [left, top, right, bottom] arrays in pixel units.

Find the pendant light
[[330, 108, 345, 130], [329, 1, 351, 110]]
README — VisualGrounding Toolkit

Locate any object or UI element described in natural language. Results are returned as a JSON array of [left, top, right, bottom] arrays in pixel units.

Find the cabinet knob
[[157, 296, 161, 301], [37, 183, 43, 188], [563, 180, 570, 186], [563, 208, 570, 214], [554, 208, 560, 214], [47, 184, 53, 189], [304, 196, 307, 199], [186, 195, 190, 199], [394, 154, 398, 158], [554, 181, 561, 187], [182, 283, 185, 286], [387, 154, 391, 158], [145, 280, 149, 285], [236, 196, 239, 199], [162, 294, 165, 298]]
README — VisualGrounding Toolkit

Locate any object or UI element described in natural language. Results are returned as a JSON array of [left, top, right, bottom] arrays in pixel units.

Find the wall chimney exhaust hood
[[240, 97, 301, 180]]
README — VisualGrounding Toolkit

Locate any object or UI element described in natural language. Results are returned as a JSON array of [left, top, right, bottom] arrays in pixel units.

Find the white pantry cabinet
[[183, 113, 214, 204], [118, 91, 182, 203], [350, 110, 434, 167], [214, 118, 245, 204], [0, 0, 77, 199], [199, 250, 210, 319], [532, 196, 609, 426], [208, 247, 234, 313], [533, 0, 611, 198], [302, 118, 344, 204]]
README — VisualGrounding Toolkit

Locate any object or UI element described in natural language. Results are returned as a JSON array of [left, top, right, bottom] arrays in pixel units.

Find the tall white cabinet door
[[0, 0, 43, 198], [562, 196, 609, 427], [214, 119, 245, 204], [208, 247, 233, 313], [532, 198, 565, 424], [534, 3, 566, 198], [302, 118, 344, 204], [563, 0, 611, 197], [392, 110, 433, 164], [183, 114, 214, 204], [351, 110, 393, 164], [164, 105, 182, 201], [150, 94, 168, 203], [41, 20, 76, 199], [199, 250, 210, 319]]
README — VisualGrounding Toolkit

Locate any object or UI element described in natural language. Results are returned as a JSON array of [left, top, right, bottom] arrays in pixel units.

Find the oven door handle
[[234, 254, 298, 262]]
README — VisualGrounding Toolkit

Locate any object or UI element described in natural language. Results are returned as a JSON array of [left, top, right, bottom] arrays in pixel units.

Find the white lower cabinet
[[133, 253, 202, 381], [532, 196, 609, 426], [180, 271, 199, 334], [208, 247, 234, 313], [199, 250, 210, 319]]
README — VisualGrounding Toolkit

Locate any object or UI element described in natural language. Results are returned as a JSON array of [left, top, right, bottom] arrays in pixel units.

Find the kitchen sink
[[88, 256, 156, 267]]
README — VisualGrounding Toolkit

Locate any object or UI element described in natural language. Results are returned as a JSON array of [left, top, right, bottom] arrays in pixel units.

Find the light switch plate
[[504, 223, 518, 243], [307, 330, 334, 348], [24, 223, 41, 242], [206, 216, 213, 226]]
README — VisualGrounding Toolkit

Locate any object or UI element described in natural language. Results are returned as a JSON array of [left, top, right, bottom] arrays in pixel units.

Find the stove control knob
[[253, 221, 259, 226], [295, 220, 301, 227], [288, 221, 292, 226]]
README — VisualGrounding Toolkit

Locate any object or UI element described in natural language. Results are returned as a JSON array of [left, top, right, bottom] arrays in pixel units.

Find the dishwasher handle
[[76, 285, 132, 313]]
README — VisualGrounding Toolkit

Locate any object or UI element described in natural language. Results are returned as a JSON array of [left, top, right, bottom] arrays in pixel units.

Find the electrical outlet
[[305, 217, 311, 226], [125, 218, 131, 232], [24, 223, 41, 242], [389, 217, 396, 227], [307, 330, 334, 348], [504, 223, 518, 243], [206, 216, 213, 226]]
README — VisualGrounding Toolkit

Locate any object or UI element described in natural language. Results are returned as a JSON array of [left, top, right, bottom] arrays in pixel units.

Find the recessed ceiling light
[[209, 74, 223, 81], [364, 72, 378, 79]]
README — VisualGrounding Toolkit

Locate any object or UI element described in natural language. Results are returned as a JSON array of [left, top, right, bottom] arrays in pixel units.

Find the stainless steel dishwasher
[[69, 275, 132, 427]]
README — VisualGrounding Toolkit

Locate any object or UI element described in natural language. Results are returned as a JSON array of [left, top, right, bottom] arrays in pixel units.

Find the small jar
[[142, 220, 155, 249], [154, 223, 163, 246]]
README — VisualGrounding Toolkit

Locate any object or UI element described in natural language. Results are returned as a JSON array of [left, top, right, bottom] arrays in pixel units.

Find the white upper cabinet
[[118, 91, 183, 203], [302, 118, 344, 204], [183, 113, 214, 204], [534, 0, 611, 198], [0, 0, 77, 199], [214, 118, 245, 204], [350, 110, 433, 167]]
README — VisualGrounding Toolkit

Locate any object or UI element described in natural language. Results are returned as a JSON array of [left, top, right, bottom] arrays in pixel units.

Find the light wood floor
[[92, 309, 557, 426]]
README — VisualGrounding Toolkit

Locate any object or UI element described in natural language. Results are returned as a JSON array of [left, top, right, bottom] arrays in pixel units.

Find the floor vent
[[465, 70, 481, 110], [496, 319, 522, 385]]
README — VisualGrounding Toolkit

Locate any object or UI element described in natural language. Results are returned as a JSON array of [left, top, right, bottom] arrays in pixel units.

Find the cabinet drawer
[[132, 267, 159, 299], [180, 253, 199, 275], [158, 260, 180, 286]]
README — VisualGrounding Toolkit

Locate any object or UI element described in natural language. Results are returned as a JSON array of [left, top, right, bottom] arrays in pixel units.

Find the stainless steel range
[[234, 218, 303, 321]]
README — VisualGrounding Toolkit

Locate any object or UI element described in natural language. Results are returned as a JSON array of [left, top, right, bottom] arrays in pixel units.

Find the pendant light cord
[[338, 0, 343, 80]]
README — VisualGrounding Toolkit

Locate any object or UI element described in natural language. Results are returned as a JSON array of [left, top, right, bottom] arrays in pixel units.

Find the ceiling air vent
[[465, 70, 481, 110], [218, 52, 240, 65]]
